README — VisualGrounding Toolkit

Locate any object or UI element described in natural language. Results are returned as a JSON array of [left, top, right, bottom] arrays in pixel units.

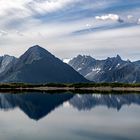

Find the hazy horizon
[[0, 0, 140, 61], [0, 45, 137, 62]]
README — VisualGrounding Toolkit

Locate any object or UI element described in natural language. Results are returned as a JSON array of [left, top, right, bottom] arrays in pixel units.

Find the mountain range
[[0, 45, 88, 83], [68, 55, 140, 83], [0, 45, 140, 83]]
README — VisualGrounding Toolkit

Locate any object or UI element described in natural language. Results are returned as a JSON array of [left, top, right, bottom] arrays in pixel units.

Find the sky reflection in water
[[0, 92, 140, 140]]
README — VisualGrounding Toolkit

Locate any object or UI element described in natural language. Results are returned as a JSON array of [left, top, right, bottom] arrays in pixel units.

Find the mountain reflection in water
[[0, 92, 73, 120], [0, 92, 140, 120]]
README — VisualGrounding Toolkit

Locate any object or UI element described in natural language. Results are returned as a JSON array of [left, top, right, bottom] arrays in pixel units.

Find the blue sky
[[0, 0, 140, 60]]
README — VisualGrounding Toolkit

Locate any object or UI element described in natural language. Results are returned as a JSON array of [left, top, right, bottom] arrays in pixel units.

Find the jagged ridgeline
[[68, 55, 140, 83]]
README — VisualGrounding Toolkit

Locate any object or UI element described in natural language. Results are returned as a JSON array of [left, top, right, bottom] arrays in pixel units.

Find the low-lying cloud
[[95, 14, 123, 23]]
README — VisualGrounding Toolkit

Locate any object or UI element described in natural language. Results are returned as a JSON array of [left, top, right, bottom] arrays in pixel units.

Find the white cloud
[[137, 18, 140, 24], [27, 0, 77, 14], [127, 15, 133, 19], [16, 31, 24, 36], [0, 30, 8, 36], [95, 14, 122, 22], [0, 0, 77, 24], [86, 24, 92, 27], [0, 0, 139, 61], [0, 0, 30, 17], [0, 0, 76, 16]]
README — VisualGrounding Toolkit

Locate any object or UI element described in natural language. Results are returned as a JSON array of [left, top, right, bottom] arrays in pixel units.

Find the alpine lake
[[0, 91, 140, 140]]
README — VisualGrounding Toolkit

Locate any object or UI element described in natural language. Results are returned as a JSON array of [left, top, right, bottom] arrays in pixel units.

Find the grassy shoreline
[[0, 83, 140, 93]]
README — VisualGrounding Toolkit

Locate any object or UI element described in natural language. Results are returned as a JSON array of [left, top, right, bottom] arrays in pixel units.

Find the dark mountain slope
[[1, 45, 88, 83]]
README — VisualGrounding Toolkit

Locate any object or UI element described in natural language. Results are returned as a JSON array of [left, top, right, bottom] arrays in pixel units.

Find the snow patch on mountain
[[63, 58, 71, 64]]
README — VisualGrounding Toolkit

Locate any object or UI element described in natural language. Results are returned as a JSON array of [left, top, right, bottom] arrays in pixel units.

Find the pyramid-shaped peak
[[28, 45, 47, 52], [30, 45, 43, 49], [32, 45, 41, 48], [25, 45, 53, 56], [18, 45, 54, 65]]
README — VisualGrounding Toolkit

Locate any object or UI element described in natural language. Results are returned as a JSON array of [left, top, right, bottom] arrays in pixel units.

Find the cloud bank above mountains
[[0, 0, 140, 60]]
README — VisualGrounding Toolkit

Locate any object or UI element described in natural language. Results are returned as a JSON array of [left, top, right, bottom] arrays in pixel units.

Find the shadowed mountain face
[[0, 55, 17, 75], [0, 45, 88, 83], [0, 92, 140, 120], [69, 55, 140, 83], [0, 92, 73, 120]]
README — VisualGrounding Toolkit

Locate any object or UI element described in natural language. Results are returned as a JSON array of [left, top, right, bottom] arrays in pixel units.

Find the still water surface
[[0, 92, 140, 140]]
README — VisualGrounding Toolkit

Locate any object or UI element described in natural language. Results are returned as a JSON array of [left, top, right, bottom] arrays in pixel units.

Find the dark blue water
[[0, 92, 140, 140]]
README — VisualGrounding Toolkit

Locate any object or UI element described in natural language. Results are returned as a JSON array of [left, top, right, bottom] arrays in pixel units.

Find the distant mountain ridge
[[68, 55, 140, 83], [0, 45, 88, 83], [0, 55, 17, 74]]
